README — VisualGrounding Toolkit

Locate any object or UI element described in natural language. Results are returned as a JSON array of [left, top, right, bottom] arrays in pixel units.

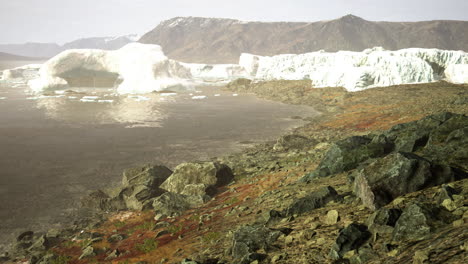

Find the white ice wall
[[27, 44, 468, 94], [240, 47, 468, 91]]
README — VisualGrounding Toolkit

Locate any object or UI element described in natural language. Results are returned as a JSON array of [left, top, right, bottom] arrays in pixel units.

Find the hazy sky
[[1, 0, 467, 44]]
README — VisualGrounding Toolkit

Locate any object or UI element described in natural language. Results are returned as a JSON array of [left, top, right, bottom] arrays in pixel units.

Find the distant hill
[[0, 52, 43, 61], [0, 34, 139, 58], [139, 15, 468, 63]]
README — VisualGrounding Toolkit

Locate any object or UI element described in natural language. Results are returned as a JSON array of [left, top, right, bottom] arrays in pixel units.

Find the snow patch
[[191, 95, 207, 100]]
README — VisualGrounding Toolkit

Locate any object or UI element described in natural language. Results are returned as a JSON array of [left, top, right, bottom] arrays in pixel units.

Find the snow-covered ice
[[240, 47, 468, 91], [26, 43, 468, 94], [191, 95, 207, 100], [80, 99, 96, 102], [128, 95, 150, 101], [82, 96, 100, 100]]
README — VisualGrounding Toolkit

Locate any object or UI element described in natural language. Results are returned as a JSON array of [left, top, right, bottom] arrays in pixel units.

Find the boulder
[[273, 134, 316, 151], [329, 223, 371, 259], [283, 186, 340, 216], [152, 192, 204, 217], [422, 114, 468, 170], [81, 164, 172, 211], [366, 208, 402, 229], [120, 164, 173, 210], [160, 162, 233, 197], [301, 136, 389, 181], [392, 203, 455, 241], [122, 164, 173, 188], [383, 113, 451, 153], [229, 225, 282, 264], [353, 152, 464, 210]]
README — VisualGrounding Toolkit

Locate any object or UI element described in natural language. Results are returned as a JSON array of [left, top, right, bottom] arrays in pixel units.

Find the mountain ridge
[[139, 15, 468, 63], [0, 34, 139, 58]]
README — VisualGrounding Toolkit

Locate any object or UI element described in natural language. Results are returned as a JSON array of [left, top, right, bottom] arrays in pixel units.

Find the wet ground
[[0, 82, 318, 251]]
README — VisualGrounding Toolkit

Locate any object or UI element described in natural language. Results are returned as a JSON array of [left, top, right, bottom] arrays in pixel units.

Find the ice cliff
[[240, 47, 468, 91], [27, 44, 468, 94]]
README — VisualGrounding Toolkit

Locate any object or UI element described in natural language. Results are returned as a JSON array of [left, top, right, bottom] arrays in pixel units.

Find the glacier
[[24, 43, 468, 94], [240, 47, 468, 91]]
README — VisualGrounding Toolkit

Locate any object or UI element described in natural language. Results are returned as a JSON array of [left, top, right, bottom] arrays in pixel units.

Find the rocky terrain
[[1, 80, 467, 264], [139, 15, 468, 63]]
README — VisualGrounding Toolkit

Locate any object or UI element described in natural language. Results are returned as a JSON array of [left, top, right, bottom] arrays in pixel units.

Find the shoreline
[[2, 80, 468, 263]]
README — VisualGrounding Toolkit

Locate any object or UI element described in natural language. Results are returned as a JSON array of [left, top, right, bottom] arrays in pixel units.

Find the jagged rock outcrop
[[353, 152, 463, 210], [229, 225, 283, 264], [81, 164, 172, 211], [329, 223, 372, 259], [301, 136, 390, 181], [302, 112, 468, 182], [392, 203, 455, 241], [283, 186, 340, 216]]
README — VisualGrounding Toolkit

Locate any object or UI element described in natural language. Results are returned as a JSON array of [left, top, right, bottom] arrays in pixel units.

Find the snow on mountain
[[27, 44, 468, 94], [240, 47, 468, 91]]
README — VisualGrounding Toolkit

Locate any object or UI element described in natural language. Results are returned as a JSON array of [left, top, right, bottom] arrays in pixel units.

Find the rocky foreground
[[1, 80, 467, 264]]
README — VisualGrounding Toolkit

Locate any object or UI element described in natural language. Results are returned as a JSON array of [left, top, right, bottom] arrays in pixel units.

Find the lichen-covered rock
[[301, 136, 389, 181], [229, 225, 282, 264], [283, 186, 340, 216], [329, 223, 371, 259], [353, 152, 464, 210], [422, 114, 468, 170], [81, 164, 172, 211], [366, 208, 402, 229], [273, 134, 316, 151], [152, 192, 206, 217], [392, 203, 454, 241], [160, 162, 233, 197], [122, 164, 173, 188]]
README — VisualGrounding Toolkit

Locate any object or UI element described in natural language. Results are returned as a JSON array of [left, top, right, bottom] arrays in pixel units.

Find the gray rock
[[391, 203, 456, 242], [105, 249, 121, 260], [79, 246, 96, 260], [384, 112, 454, 153], [366, 208, 402, 228], [120, 164, 173, 210], [229, 225, 282, 264], [152, 192, 203, 217], [160, 162, 233, 197], [283, 186, 339, 216], [81, 164, 172, 211], [353, 152, 463, 210], [301, 136, 389, 181], [273, 134, 315, 151], [435, 184, 458, 204], [122, 164, 173, 188], [330, 223, 371, 259], [107, 234, 126, 243]]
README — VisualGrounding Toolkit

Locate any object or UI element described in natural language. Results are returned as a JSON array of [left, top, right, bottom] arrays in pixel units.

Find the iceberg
[[2, 64, 42, 81]]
